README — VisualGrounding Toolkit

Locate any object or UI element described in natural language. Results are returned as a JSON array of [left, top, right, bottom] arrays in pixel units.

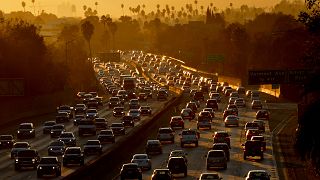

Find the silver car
[[131, 154, 151, 170]]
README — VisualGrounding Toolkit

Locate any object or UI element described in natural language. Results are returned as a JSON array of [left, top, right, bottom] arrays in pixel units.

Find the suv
[[48, 140, 66, 156], [56, 112, 70, 123], [146, 140, 162, 155], [15, 149, 40, 170], [113, 107, 125, 117], [139, 106, 152, 116], [78, 119, 96, 136], [17, 123, 35, 139], [120, 163, 142, 180], [58, 132, 76, 147], [11, 142, 31, 159], [83, 140, 103, 155], [50, 124, 65, 138], [74, 103, 87, 114], [0, 135, 15, 149], [193, 91, 204, 101], [109, 97, 121, 109], [167, 157, 187, 177], [98, 129, 115, 143], [95, 118, 108, 130], [157, 127, 175, 143], [212, 143, 230, 161], [180, 129, 199, 147], [170, 116, 184, 129], [111, 123, 125, 135], [256, 110, 270, 120], [37, 157, 61, 177], [42, 121, 56, 134], [206, 150, 227, 170], [63, 147, 84, 166], [213, 131, 231, 148], [122, 115, 135, 127], [242, 140, 264, 160], [129, 99, 140, 109], [251, 135, 267, 151], [206, 99, 218, 110]]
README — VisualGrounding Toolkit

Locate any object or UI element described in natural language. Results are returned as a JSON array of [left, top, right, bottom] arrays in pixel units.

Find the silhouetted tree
[[121, 4, 124, 16], [109, 22, 117, 51], [22, 1, 26, 12], [81, 21, 94, 61]]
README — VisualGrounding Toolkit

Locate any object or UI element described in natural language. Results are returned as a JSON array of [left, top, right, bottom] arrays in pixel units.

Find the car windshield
[[40, 158, 57, 164], [170, 151, 185, 157], [44, 122, 55, 126], [215, 133, 228, 137], [75, 104, 85, 108], [129, 110, 139, 113], [86, 141, 100, 145], [249, 172, 269, 178], [182, 130, 196, 135], [0, 135, 13, 140], [201, 174, 220, 179], [65, 148, 80, 154], [100, 130, 113, 135], [14, 143, 29, 148], [19, 124, 32, 129], [18, 150, 36, 156], [141, 106, 150, 110], [87, 109, 97, 113], [60, 133, 73, 138], [111, 123, 123, 127], [208, 151, 224, 157], [76, 115, 85, 118], [95, 119, 106, 123], [52, 125, 64, 129], [159, 129, 172, 133], [50, 141, 64, 146], [133, 155, 148, 159]]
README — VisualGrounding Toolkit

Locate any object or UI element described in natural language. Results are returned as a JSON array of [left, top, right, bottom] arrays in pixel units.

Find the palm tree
[[230, 3, 233, 8], [157, 4, 160, 11], [31, 0, 35, 14], [83, 5, 87, 11], [194, 0, 198, 11], [22, 1, 26, 12], [200, 5, 204, 15], [81, 21, 95, 62], [95, 2, 98, 11], [210, 3, 213, 8], [121, 4, 124, 16], [142, 4, 145, 10]]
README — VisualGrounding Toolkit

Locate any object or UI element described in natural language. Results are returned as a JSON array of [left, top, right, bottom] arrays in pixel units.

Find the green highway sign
[[207, 54, 224, 61]]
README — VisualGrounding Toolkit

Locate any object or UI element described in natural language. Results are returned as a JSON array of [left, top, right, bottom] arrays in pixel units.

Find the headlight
[[29, 130, 33, 133], [15, 159, 18, 162], [32, 159, 35, 162], [17, 131, 20, 133], [52, 166, 55, 169], [39, 166, 42, 169]]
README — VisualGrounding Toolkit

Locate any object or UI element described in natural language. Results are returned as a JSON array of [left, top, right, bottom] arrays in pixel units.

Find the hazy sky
[[2, 0, 282, 18]]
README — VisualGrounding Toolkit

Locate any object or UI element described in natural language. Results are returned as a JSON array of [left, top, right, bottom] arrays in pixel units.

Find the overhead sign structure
[[207, 54, 224, 62], [97, 52, 121, 62], [248, 69, 312, 85], [0, 78, 25, 96]]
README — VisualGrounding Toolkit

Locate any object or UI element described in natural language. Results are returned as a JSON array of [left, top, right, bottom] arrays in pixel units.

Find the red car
[[170, 116, 185, 129]]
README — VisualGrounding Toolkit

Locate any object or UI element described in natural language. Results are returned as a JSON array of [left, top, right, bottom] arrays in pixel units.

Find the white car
[[131, 154, 151, 170], [224, 115, 239, 127]]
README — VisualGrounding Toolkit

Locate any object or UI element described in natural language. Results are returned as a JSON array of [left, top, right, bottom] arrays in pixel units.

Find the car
[[98, 129, 115, 143], [113, 107, 125, 117], [190, 99, 201, 108], [169, 150, 188, 164], [197, 113, 212, 130], [129, 99, 140, 109], [50, 124, 65, 138], [246, 129, 261, 140], [0, 135, 15, 149], [48, 140, 66, 156], [87, 98, 99, 108], [42, 121, 56, 134], [228, 97, 238, 105], [224, 115, 239, 127], [17, 123, 35, 139], [14, 149, 40, 170], [109, 97, 121, 108], [151, 169, 172, 180], [78, 119, 96, 136], [237, 86, 246, 95], [86, 108, 99, 119], [56, 105, 73, 118], [210, 92, 221, 103], [157, 127, 175, 143], [167, 157, 187, 177], [37, 157, 61, 177], [139, 106, 152, 116], [206, 150, 227, 170], [83, 140, 103, 155], [242, 140, 264, 160], [157, 90, 168, 100], [206, 99, 219, 110], [213, 131, 231, 148], [223, 109, 238, 119], [110, 123, 126, 135], [251, 91, 260, 101], [256, 110, 270, 120], [73, 114, 85, 126], [245, 170, 271, 180], [253, 120, 266, 132], [83, 94, 93, 104], [252, 100, 263, 109], [95, 118, 108, 130], [224, 89, 233, 96], [131, 154, 152, 170], [246, 90, 252, 97], [202, 108, 215, 118], [120, 163, 142, 180], [11, 142, 31, 159], [128, 109, 141, 121], [244, 122, 260, 131], [170, 116, 185, 129], [199, 172, 223, 180], [58, 132, 76, 147], [193, 91, 205, 101], [122, 115, 134, 127], [234, 98, 246, 107], [186, 102, 198, 112], [251, 135, 267, 151], [230, 92, 240, 98], [146, 140, 162, 155], [63, 147, 84, 166], [180, 108, 195, 120], [212, 143, 230, 161], [74, 103, 87, 114], [138, 93, 147, 101], [56, 111, 70, 124], [180, 129, 199, 147]]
